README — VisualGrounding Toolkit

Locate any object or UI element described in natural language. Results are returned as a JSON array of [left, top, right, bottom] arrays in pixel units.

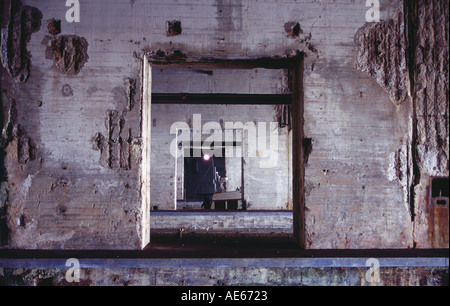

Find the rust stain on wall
[[427, 204, 449, 248], [167, 20, 182, 36], [426, 178, 449, 248]]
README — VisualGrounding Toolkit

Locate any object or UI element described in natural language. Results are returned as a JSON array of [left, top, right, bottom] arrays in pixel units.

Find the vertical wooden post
[[292, 58, 305, 248]]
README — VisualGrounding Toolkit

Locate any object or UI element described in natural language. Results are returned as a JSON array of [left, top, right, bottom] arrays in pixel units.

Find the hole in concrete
[[167, 20, 182, 36], [285, 22, 302, 38], [16, 214, 26, 228], [62, 84, 73, 97], [432, 178, 449, 198], [437, 200, 447, 206], [431, 177, 449, 206], [44, 35, 89, 75], [58, 205, 68, 214], [47, 19, 61, 36]]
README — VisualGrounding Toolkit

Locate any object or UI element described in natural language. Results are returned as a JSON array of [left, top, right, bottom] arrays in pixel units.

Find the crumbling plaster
[[0, 0, 447, 250], [354, 0, 449, 248]]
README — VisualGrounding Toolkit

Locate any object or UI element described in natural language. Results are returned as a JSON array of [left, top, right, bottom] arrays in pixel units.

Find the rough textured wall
[[0, 0, 447, 250], [354, 0, 449, 248], [0, 0, 144, 249], [150, 211, 293, 237], [1, 265, 448, 286], [303, 0, 414, 249], [1, 2, 42, 83], [406, 0, 449, 249], [354, 2, 408, 105]]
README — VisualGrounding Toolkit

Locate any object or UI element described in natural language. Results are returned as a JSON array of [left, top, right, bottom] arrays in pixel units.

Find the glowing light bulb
[[203, 154, 211, 161]]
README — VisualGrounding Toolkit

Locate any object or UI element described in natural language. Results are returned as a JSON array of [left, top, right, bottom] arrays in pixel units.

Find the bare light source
[[203, 154, 211, 161]]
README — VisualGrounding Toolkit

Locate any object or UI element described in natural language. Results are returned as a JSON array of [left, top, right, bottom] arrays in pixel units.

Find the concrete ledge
[[150, 211, 293, 237], [0, 257, 448, 286], [0, 257, 448, 269], [1, 243, 447, 286]]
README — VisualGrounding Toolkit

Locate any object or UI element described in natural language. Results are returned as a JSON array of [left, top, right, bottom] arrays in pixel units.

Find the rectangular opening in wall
[[428, 177, 449, 249], [151, 89, 293, 211], [431, 177, 449, 206], [183, 146, 226, 209], [142, 53, 305, 245], [162, 104, 293, 212]]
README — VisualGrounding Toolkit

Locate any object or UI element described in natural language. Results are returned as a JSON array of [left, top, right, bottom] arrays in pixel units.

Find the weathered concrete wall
[[353, 0, 449, 249], [0, 260, 448, 286], [405, 0, 449, 249], [0, 0, 447, 250], [0, 0, 144, 249]]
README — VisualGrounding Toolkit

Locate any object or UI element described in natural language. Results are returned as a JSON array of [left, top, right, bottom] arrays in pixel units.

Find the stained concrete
[[0, 3, 42, 83], [150, 211, 293, 238], [43, 34, 89, 75], [0, 0, 448, 254]]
